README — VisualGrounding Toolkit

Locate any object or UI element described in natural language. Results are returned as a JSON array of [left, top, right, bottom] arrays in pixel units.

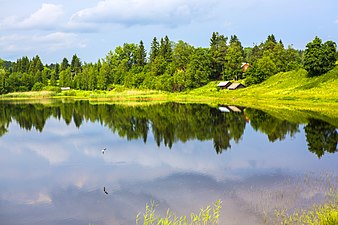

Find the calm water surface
[[0, 101, 337, 225]]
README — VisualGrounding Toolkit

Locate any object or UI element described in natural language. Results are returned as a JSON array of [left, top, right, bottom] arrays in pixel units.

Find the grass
[[274, 191, 338, 225], [134, 193, 338, 225], [136, 200, 222, 225], [1, 67, 338, 114]]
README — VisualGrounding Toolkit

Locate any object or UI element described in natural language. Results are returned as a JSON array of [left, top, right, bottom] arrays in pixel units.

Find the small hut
[[217, 81, 232, 89], [228, 83, 246, 90]]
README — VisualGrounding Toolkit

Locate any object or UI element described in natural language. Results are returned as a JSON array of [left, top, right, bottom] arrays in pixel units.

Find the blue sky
[[1, 0, 338, 64]]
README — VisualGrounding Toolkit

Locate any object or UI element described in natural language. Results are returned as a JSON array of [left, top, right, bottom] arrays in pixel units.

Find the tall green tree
[[60, 58, 69, 71], [186, 48, 212, 88], [0, 67, 6, 94], [59, 67, 72, 87], [136, 40, 147, 67], [71, 54, 82, 75], [149, 37, 159, 63], [159, 35, 172, 62], [224, 35, 244, 80], [303, 37, 337, 76], [97, 61, 108, 90], [50, 70, 57, 86], [173, 40, 194, 72], [209, 32, 228, 80]]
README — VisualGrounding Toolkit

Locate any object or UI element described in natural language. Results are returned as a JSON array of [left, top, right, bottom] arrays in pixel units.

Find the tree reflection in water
[[305, 119, 338, 158], [0, 101, 336, 157]]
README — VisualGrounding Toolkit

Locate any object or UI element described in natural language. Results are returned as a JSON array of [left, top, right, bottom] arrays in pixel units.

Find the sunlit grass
[[1, 67, 338, 115], [136, 200, 222, 225], [274, 191, 338, 225], [0, 90, 54, 98]]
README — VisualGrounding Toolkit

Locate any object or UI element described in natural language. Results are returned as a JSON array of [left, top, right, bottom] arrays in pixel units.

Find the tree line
[[0, 34, 336, 94]]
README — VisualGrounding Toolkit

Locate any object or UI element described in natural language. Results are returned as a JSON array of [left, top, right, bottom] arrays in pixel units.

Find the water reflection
[[0, 100, 337, 225], [245, 108, 299, 142], [0, 101, 337, 156], [305, 118, 338, 158]]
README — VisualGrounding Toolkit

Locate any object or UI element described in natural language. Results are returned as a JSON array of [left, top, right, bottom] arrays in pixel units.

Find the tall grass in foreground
[[136, 200, 222, 225], [274, 189, 338, 225]]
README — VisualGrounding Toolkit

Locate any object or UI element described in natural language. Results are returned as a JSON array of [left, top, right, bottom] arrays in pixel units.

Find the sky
[[1, 0, 338, 64]]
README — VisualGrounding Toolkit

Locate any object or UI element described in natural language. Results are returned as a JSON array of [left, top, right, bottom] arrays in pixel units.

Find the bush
[[63, 90, 77, 96], [31, 82, 45, 91]]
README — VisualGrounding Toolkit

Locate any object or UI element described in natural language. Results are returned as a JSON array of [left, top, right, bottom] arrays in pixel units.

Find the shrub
[[31, 82, 45, 91]]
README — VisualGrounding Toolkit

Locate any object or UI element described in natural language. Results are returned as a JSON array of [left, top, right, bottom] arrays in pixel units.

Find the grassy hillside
[[181, 67, 338, 119], [190, 67, 338, 101], [240, 68, 338, 101]]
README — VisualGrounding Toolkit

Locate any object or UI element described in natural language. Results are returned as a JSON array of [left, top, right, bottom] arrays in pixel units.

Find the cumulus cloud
[[0, 3, 64, 30], [70, 0, 216, 27]]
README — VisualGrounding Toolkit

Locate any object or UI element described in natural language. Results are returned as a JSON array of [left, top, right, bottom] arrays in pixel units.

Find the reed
[[136, 200, 222, 225]]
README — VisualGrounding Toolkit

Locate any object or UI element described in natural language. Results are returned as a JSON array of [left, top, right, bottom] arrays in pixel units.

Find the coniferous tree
[[71, 54, 82, 75], [136, 40, 147, 66], [150, 37, 159, 63], [160, 35, 172, 62], [209, 32, 228, 80], [60, 58, 69, 71]]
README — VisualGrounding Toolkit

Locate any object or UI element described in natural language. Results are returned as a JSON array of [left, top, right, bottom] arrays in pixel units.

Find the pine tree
[[136, 40, 147, 66], [150, 37, 159, 63], [60, 58, 69, 71], [71, 54, 82, 74], [209, 32, 228, 80]]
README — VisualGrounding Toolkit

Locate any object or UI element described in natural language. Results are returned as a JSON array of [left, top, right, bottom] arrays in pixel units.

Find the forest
[[0, 33, 336, 94]]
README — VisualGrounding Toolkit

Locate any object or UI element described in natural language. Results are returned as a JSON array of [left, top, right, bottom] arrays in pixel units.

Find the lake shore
[[1, 87, 337, 112], [1, 68, 337, 120]]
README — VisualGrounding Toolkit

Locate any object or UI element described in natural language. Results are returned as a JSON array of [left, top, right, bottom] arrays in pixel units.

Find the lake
[[0, 100, 337, 225]]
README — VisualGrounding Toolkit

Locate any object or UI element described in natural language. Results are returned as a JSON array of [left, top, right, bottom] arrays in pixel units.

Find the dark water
[[0, 100, 337, 225]]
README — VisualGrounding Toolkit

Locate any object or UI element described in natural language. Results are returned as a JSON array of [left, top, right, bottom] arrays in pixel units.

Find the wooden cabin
[[228, 83, 246, 90], [217, 81, 232, 89]]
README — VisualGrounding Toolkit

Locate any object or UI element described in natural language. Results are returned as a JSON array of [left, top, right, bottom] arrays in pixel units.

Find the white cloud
[[19, 3, 64, 29], [0, 3, 64, 30], [70, 0, 216, 27]]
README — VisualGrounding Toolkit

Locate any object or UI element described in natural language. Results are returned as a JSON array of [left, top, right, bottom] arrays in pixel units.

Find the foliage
[[31, 82, 45, 91], [0, 33, 311, 94], [304, 119, 338, 158], [304, 37, 337, 77], [0, 100, 336, 156], [136, 200, 222, 225], [245, 35, 302, 85]]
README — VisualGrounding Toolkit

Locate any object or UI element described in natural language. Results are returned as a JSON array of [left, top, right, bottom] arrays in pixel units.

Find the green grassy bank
[[1, 68, 338, 114]]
